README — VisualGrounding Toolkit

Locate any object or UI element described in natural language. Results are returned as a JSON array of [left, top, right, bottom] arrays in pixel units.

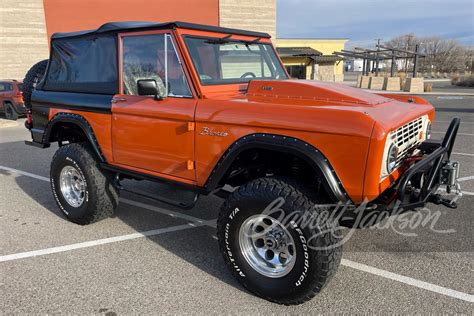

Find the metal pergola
[[333, 44, 426, 77]]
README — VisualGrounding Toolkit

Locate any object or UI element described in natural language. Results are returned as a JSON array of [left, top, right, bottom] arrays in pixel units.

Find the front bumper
[[378, 118, 462, 210]]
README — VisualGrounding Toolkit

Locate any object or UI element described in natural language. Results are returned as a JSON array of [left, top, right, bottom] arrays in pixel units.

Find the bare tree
[[384, 34, 467, 73], [385, 33, 419, 72], [420, 37, 466, 73]]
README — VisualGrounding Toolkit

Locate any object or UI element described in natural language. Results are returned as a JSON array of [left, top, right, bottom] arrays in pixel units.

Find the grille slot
[[390, 117, 424, 165]]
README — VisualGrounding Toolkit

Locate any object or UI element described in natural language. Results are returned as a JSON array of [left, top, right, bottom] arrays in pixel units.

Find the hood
[[199, 79, 434, 137], [246, 79, 391, 106]]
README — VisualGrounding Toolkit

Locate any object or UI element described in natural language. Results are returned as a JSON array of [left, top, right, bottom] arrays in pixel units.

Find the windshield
[[184, 37, 288, 85]]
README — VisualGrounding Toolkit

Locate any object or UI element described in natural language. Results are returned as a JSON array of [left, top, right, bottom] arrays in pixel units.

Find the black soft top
[[51, 21, 271, 40]]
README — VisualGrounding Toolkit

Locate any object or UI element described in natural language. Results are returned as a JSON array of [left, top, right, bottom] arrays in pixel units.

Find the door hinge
[[187, 122, 195, 131], [111, 97, 127, 103]]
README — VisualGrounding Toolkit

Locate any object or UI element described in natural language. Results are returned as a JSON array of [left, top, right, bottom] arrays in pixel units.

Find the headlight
[[386, 144, 399, 173], [426, 122, 432, 139]]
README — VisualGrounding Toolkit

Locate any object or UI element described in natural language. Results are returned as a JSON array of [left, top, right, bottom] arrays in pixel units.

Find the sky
[[276, 0, 474, 48]]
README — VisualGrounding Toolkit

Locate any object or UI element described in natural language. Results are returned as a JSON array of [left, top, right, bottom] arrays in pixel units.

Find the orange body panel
[[45, 26, 436, 204], [48, 108, 114, 162], [193, 97, 374, 202], [111, 95, 197, 181]]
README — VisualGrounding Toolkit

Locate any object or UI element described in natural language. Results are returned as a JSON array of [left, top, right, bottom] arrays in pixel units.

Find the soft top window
[[43, 35, 118, 94]]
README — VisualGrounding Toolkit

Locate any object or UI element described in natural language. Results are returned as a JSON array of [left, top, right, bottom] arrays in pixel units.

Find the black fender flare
[[204, 133, 351, 203], [43, 113, 106, 163]]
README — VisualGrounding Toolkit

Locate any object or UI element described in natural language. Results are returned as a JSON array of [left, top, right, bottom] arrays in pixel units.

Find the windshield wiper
[[205, 34, 233, 44], [205, 35, 263, 45]]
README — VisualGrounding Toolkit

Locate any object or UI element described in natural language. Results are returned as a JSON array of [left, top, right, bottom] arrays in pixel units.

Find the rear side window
[[43, 35, 118, 94], [17, 84, 23, 92], [0, 83, 12, 91]]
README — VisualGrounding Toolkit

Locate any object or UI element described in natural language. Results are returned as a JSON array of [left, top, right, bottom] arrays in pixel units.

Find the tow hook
[[430, 194, 458, 209], [431, 161, 462, 209]]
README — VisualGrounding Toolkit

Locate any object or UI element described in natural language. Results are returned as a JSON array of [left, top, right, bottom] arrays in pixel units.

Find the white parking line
[[436, 120, 474, 124], [0, 221, 211, 263], [432, 131, 474, 136], [0, 165, 50, 182], [459, 176, 474, 182], [453, 152, 474, 157], [1, 164, 473, 303], [342, 259, 474, 303]]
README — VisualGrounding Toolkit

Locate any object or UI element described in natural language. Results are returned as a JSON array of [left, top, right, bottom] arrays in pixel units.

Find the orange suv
[[23, 21, 462, 305], [0, 80, 25, 120]]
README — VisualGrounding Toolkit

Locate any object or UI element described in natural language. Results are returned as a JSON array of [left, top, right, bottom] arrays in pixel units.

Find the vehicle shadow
[[11, 161, 246, 295]]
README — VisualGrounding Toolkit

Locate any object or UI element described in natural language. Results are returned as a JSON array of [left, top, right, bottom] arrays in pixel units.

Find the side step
[[114, 175, 199, 210], [121, 188, 199, 210]]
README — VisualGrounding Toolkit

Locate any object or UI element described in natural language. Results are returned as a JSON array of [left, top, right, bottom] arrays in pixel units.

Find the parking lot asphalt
[[1, 95, 473, 313]]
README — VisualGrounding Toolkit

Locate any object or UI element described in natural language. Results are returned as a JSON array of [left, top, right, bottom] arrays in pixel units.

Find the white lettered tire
[[217, 177, 342, 305], [50, 142, 119, 225]]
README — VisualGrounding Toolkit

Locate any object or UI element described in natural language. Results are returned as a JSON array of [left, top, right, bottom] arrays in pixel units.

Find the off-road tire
[[4, 103, 18, 120], [50, 142, 119, 225], [217, 177, 342, 305], [22, 59, 48, 109]]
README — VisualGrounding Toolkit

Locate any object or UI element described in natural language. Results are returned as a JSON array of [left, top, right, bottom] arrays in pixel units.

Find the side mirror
[[137, 79, 164, 100]]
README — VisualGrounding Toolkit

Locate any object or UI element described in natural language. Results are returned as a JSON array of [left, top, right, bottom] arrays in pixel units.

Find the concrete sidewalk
[[0, 118, 23, 129]]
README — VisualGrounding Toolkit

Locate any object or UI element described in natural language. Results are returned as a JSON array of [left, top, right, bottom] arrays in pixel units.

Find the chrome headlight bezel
[[386, 143, 399, 174], [425, 121, 432, 139]]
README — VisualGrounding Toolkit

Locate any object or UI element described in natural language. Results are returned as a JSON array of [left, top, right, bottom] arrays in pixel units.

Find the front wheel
[[217, 177, 342, 305], [50, 142, 119, 225]]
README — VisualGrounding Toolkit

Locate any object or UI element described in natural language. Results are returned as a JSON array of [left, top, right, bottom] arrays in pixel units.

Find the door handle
[[111, 97, 127, 103]]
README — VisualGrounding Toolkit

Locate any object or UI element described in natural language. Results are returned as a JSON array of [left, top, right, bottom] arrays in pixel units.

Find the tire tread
[[51, 142, 118, 225], [217, 177, 341, 305]]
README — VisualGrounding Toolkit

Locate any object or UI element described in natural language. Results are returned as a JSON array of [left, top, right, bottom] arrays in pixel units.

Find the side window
[[122, 34, 191, 97], [0, 83, 5, 92]]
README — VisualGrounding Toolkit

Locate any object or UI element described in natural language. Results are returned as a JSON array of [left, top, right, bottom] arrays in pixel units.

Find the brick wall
[[219, 0, 276, 39], [0, 0, 49, 80]]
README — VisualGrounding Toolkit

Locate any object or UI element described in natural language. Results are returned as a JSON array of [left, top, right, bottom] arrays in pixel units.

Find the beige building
[[276, 38, 348, 81], [0, 0, 347, 83], [0, 0, 276, 80], [0, 0, 49, 79], [219, 0, 276, 39]]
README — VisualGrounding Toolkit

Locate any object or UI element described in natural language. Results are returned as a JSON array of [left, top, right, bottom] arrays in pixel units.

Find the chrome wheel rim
[[239, 214, 296, 278], [59, 165, 86, 208]]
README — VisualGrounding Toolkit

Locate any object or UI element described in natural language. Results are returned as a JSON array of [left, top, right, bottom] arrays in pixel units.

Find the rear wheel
[[4, 103, 18, 120], [50, 142, 119, 225], [217, 177, 342, 305]]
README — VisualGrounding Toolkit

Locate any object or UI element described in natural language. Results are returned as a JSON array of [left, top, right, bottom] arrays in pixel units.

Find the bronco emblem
[[200, 127, 228, 137]]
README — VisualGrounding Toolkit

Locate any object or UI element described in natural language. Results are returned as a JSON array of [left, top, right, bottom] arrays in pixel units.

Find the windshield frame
[[183, 35, 288, 86]]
